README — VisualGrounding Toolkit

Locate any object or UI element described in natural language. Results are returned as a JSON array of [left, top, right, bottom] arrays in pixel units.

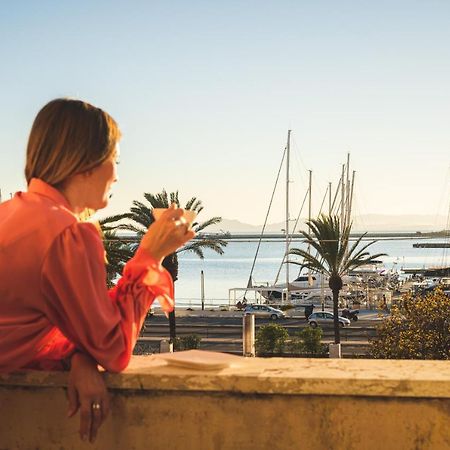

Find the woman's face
[[83, 146, 120, 210]]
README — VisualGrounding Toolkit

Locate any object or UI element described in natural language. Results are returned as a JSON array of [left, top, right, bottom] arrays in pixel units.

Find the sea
[[175, 236, 449, 307]]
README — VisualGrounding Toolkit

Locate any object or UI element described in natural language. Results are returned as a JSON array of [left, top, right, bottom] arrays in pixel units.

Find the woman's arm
[[67, 352, 110, 443], [40, 208, 194, 372], [40, 224, 169, 372]]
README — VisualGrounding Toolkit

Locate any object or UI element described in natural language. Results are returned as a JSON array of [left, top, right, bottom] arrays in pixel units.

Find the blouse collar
[[28, 178, 74, 212]]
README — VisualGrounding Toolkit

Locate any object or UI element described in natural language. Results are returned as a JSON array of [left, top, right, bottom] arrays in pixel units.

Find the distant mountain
[[207, 214, 449, 233], [352, 214, 448, 232]]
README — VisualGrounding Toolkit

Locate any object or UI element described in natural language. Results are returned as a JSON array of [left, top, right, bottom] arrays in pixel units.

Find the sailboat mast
[[308, 170, 312, 279], [328, 182, 332, 214], [340, 164, 345, 232], [285, 130, 291, 302], [308, 170, 312, 223], [348, 170, 356, 225], [345, 153, 351, 229]]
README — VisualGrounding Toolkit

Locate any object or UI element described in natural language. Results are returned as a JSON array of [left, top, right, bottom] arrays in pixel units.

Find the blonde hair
[[25, 98, 121, 186]]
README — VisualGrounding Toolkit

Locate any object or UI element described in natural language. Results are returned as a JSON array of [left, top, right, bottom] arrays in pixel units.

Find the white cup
[[152, 208, 197, 227]]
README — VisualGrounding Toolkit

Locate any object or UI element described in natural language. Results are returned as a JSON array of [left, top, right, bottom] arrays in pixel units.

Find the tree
[[370, 289, 450, 359], [288, 215, 385, 345], [101, 229, 134, 288], [100, 190, 229, 343]]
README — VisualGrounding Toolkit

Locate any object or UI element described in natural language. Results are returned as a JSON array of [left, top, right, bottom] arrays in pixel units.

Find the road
[[139, 314, 382, 356]]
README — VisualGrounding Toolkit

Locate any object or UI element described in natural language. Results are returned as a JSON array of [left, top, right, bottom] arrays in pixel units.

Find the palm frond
[[127, 206, 153, 229], [102, 230, 135, 286], [180, 238, 228, 257], [343, 232, 368, 264], [99, 212, 133, 226], [169, 191, 180, 206], [180, 244, 204, 259], [346, 238, 379, 263], [299, 227, 335, 271], [192, 199, 203, 212], [144, 191, 169, 208], [288, 248, 331, 276], [342, 252, 387, 274], [185, 197, 201, 211], [194, 217, 223, 233], [115, 223, 146, 236]]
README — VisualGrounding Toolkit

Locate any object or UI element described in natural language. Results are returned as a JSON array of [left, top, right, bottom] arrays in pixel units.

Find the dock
[[412, 243, 450, 248]]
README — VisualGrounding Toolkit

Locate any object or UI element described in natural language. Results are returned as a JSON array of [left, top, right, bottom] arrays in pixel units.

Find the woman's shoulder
[[0, 192, 78, 247], [59, 220, 103, 241], [44, 221, 105, 266]]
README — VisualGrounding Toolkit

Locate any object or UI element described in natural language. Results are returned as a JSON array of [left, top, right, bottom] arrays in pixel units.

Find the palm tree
[[100, 190, 229, 344], [288, 215, 386, 345], [101, 229, 135, 288], [76, 211, 134, 288]]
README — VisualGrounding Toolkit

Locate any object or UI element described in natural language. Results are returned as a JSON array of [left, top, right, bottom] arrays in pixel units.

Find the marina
[[176, 131, 450, 311], [175, 235, 450, 307]]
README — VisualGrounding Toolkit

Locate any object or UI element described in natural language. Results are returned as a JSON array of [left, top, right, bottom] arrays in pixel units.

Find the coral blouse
[[0, 178, 174, 373]]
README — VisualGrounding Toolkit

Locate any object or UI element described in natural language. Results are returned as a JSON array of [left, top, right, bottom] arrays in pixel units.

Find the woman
[[0, 98, 194, 442]]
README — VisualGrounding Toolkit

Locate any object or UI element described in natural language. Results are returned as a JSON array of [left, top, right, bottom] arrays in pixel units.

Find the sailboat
[[229, 131, 356, 308]]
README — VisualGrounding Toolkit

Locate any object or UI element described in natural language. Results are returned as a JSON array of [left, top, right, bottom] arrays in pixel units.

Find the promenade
[[137, 308, 388, 356]]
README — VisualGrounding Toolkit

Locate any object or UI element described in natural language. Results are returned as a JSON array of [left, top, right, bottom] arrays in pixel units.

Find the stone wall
[[1, 354, 449, 450]]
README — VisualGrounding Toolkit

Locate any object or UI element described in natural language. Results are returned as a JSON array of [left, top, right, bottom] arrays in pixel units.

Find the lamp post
[[201, 270, 205, 311]]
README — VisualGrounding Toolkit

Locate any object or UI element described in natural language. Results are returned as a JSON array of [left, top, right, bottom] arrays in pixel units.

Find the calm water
[[175, 237, 449, 305]]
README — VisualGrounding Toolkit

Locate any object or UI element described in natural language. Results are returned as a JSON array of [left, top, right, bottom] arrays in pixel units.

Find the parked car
[[244, 304, 285, 320], [308, 311, 351, 328]]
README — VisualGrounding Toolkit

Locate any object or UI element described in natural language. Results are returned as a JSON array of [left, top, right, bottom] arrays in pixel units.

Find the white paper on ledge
[[155, 350, 243, 370]]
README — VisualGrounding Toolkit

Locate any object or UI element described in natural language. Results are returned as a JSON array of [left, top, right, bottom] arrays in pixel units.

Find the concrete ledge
[[1, 355, 450, 449], [2, 356, 449, 398]]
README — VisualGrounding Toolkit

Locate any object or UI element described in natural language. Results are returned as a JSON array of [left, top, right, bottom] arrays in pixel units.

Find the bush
[[256, 324, 289, 355], [174, 334, 202, 351], [370, 289, 450, 360], [289, 327, 328, 356], [133, 341, 156, 355]]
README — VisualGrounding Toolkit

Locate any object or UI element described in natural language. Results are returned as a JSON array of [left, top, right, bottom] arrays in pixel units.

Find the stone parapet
[[1, 355, 449, 449]]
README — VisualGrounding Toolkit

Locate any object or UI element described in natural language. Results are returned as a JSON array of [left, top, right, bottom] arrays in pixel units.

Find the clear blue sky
[[1, 0, 449, 225]]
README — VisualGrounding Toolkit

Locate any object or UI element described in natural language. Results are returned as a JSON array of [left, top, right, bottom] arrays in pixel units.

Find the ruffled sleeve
[[40, 222, 173, 372]]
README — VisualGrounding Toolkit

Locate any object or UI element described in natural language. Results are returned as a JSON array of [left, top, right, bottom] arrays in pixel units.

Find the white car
[[244, 304, 285, 320], [308, 311, 351, 328]]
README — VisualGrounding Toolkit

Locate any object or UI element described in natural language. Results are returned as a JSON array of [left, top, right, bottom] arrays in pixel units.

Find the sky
[[1, 0, 449, 227]]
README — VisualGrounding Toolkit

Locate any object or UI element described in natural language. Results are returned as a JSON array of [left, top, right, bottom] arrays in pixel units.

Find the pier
[[413, 243, 450, 248], [110, 231, 448, 243]]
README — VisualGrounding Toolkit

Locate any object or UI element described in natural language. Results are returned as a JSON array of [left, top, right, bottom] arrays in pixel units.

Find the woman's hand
[[140, 204, 195, 262], [67, 352, 110, 443]]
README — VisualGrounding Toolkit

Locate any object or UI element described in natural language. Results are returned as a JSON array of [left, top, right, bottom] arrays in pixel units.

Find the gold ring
[[174, 218, 187, 227], [92, 402, 101, 410]]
